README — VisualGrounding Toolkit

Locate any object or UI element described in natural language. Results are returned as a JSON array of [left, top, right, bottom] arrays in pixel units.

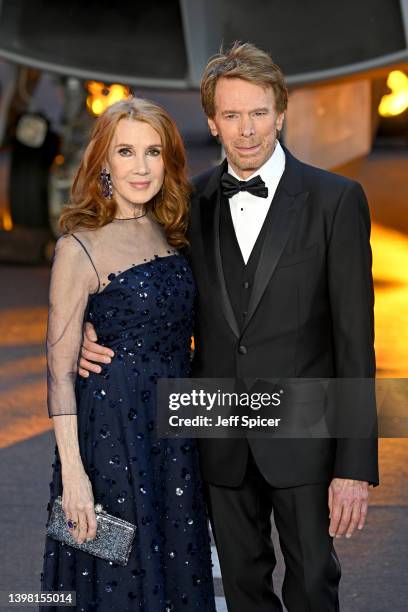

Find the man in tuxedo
[[79, 42, 378, 612]]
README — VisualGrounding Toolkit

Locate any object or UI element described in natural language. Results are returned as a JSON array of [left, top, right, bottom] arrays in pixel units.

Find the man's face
[[208, 77, 284, 179]]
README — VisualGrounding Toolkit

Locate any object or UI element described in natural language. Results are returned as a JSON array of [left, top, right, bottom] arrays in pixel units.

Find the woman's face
[[105, 118, 165, 211]]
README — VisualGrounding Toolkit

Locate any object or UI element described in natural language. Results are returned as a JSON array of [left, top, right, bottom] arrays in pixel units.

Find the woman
[[40, 97, 216, 611]]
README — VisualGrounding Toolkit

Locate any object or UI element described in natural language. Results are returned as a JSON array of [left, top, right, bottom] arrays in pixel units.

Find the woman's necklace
[[113, 211, 147, 220]]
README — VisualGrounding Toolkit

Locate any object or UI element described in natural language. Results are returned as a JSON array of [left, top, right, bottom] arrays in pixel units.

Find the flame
[[86, 81, 130, 116], [378, 70, 408, 117]]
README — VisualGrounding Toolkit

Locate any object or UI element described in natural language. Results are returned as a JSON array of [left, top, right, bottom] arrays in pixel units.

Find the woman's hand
[[61, 466, 97, 544]]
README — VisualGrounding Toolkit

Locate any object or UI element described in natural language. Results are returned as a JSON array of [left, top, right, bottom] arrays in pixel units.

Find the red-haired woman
[[40, 98, 216, 611]]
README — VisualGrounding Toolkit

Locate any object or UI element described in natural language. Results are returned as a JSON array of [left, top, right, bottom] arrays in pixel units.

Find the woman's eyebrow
[[114, 143, 163, 148]]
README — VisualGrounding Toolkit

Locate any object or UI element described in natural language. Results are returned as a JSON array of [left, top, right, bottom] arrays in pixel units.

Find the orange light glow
[[378, 70, 408, 117], [86, 81, 130, 116], [2, 209, 13, 231], [54, 154, 65, 166], [371, 222, 408, 377]]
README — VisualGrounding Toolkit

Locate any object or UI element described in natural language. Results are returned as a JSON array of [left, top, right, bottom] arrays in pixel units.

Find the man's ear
[[276, 112, 285, 132], [207, 117, 218, 137]]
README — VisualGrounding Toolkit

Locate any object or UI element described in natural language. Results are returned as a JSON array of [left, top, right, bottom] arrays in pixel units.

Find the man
[[79, 43, 378, 611]]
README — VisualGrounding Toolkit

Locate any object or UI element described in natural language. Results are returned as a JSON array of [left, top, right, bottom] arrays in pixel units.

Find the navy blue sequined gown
[[41, 225, 216, 612]]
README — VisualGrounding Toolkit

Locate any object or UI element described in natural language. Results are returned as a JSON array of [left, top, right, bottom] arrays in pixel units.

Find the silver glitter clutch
[[46, 496, 136, 566]]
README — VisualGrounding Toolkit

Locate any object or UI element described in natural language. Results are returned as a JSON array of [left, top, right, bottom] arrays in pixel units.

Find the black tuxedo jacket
[[188, 146, 379, 488]]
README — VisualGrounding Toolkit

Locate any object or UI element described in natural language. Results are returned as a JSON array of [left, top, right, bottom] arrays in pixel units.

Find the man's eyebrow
[[221, 107, 270, 115]]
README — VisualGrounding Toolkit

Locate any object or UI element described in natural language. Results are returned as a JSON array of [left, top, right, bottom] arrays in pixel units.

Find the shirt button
[[238, 345, 248, 355], [243, 281, 250, 289]]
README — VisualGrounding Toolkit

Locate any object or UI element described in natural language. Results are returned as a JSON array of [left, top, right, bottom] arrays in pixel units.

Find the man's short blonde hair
[[201, 41, 288, 118]]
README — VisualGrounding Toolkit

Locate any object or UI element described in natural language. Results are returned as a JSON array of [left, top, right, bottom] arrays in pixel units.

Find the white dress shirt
[[227, 140, 286, 264]]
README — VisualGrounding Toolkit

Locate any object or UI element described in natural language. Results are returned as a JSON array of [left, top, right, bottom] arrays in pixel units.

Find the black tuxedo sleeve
[[327, 181, 379, 485]]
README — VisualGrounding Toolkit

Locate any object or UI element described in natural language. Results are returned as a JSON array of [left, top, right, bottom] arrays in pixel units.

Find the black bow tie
[[221, 172, 269, 199]]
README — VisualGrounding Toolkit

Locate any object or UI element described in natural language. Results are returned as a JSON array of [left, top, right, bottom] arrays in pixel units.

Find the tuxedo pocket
[[277, 243, 318, 268]]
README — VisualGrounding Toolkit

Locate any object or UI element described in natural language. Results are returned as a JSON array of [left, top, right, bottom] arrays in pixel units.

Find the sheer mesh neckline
[[67, 217, 179, 294], [97, 251, 179, 294]]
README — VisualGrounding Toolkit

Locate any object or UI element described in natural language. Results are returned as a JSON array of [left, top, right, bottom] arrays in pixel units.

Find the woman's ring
[[67, 519, 78, 529]]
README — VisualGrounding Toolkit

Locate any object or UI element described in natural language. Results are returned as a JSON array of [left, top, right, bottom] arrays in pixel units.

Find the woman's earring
[[100, 168, 113, 199]]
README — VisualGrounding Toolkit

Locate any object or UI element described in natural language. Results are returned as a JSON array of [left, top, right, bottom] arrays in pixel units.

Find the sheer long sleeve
[[46, 235, 99, 417]]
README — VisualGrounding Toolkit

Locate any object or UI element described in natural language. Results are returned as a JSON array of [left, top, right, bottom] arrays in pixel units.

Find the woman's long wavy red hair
[[60, 97, 191, 248]]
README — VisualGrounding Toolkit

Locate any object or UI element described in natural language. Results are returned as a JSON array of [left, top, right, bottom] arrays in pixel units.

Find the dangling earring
[[100, 168, 113, 199]]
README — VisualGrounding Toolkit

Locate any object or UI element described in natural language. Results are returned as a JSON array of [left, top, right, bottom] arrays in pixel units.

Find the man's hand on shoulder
[[328, 478, 369, 539], [78, 322, 114, 377]]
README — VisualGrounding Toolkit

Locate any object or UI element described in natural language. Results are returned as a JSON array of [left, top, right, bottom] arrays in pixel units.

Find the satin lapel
[[199, 164, 240, 338], [241, 187, 309, 335]]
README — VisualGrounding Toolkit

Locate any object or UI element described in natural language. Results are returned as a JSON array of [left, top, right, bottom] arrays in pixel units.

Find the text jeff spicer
[[169, 415, 282, 428]]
